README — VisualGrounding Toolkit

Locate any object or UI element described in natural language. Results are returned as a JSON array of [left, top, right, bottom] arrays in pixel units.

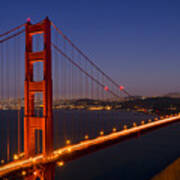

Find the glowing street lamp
[[33, 171, 38, 176], [1, 160, 5, 164], [66, 139, 71, 145], [85, 135, 89, 140], [13, 154, 19, 160], [57, 161, 64, 167], [21, 170, 26, 176]]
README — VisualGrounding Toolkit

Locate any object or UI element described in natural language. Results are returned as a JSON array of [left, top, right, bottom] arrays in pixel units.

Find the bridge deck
[[0, 115, 180, 178]]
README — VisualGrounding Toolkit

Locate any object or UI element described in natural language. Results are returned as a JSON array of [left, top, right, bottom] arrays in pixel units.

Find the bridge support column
[[24, 164, 55, 180], [24, 17, 53, 158]]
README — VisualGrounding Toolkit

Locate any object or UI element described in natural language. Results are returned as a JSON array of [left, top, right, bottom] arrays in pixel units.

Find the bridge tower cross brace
[[24, 17, 53, 158]]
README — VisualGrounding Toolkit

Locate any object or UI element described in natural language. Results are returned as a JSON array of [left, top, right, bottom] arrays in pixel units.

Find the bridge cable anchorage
[[51, 43, 120, 99], [51, 21, 131, 97], [0, 24, 25, 38]]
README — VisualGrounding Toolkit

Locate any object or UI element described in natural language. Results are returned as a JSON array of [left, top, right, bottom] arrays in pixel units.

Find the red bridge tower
[[24, 17, 53, 158]]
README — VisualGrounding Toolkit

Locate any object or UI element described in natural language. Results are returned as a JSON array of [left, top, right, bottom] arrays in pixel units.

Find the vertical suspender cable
[[6, 41, 10, 162]]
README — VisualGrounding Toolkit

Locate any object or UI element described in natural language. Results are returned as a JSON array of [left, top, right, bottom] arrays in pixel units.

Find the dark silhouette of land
[[152, 158, 180, 180]]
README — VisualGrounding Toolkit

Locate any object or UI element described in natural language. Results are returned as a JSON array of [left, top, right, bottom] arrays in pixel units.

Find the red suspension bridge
[[0, 17, 179, 179]]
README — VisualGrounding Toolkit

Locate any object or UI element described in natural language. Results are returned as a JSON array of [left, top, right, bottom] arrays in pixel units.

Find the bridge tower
[[24, 17, 53, 158]]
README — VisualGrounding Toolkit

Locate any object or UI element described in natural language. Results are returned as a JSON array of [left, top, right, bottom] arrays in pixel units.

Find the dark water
[[0, 110, 180, 179], [55, 123, 180, 180]]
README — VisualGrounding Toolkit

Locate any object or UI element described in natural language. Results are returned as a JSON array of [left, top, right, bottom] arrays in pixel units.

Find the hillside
[[164, 92, 180, 98], [151, 158, 180, 180]]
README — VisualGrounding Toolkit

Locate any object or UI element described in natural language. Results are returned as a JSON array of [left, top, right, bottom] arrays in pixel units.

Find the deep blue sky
[[1, 0, 180, 96]]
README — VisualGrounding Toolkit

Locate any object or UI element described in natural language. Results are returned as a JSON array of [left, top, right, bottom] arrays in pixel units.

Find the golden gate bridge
[[0, 17, 179, 179]]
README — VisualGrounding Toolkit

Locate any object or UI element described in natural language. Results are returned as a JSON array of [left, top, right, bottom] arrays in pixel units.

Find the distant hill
[[163, 92, 180, 98]]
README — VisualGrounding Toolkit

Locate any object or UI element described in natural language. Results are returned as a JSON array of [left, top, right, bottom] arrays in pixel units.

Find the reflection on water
[[151, 158, 180, 180]]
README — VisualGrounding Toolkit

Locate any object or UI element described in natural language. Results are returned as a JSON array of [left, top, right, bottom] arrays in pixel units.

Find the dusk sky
[[1, 0, 180, 96]]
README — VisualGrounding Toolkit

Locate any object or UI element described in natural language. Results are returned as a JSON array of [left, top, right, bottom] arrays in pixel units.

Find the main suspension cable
[[51, 21, 131, 97], [0, 24, 25, 38], [52, 43, 120, 99], [0, 30, 25, 44]]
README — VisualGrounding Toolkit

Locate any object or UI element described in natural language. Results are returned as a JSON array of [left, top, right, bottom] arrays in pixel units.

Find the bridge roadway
[[0, 115, 180, 178]]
